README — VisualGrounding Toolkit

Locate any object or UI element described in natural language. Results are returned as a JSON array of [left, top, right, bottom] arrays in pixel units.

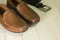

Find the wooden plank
[[35, 11, 58, 40], [6, 33, 18, 40], [0, 24, 23, 40], [1, 24, 22, 40], [48, 0, 60, 39], [43, 0, 60, 40], [22, 26, 40, 40], [53, 0, 60, 10], [0, 24, 6, 40], [30, 0, 60, 40], [5, 32, 22, 40]]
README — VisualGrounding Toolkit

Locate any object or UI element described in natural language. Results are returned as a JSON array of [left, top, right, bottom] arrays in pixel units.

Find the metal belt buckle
[[38, 5, 51, 12]]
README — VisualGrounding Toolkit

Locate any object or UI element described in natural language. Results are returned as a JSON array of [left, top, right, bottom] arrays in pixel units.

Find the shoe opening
[[0, 8, 5, 20], [11, 0, 19, 6], [0, 8, 5, 15]]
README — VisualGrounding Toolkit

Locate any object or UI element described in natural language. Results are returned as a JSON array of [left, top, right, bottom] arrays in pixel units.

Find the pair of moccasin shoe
[[0, 0, 40, 33]]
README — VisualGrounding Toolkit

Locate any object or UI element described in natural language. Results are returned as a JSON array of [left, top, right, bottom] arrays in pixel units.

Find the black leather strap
[[23, 0, 41, 5], [22, 0, 45, 8], [34, 3, 44, 8]]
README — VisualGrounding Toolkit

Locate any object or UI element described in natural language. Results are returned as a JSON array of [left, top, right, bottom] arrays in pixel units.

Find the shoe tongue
[[3, 9, 26, 28], [3, 9, 17, 20], [2, 10, 17, 27], [3, 10, 11, 20], [0, 0, 7, 5]]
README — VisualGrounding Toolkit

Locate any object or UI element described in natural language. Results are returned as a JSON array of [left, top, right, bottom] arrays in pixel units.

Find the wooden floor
[[0, 0, 60, 40]]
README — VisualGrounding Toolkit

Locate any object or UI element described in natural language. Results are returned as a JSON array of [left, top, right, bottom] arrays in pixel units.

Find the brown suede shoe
[[7, 0, 40, 24], [0, 4, 28, 33]]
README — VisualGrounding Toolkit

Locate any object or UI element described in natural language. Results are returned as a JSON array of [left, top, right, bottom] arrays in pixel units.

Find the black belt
[[23, 0, 51, 12]]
